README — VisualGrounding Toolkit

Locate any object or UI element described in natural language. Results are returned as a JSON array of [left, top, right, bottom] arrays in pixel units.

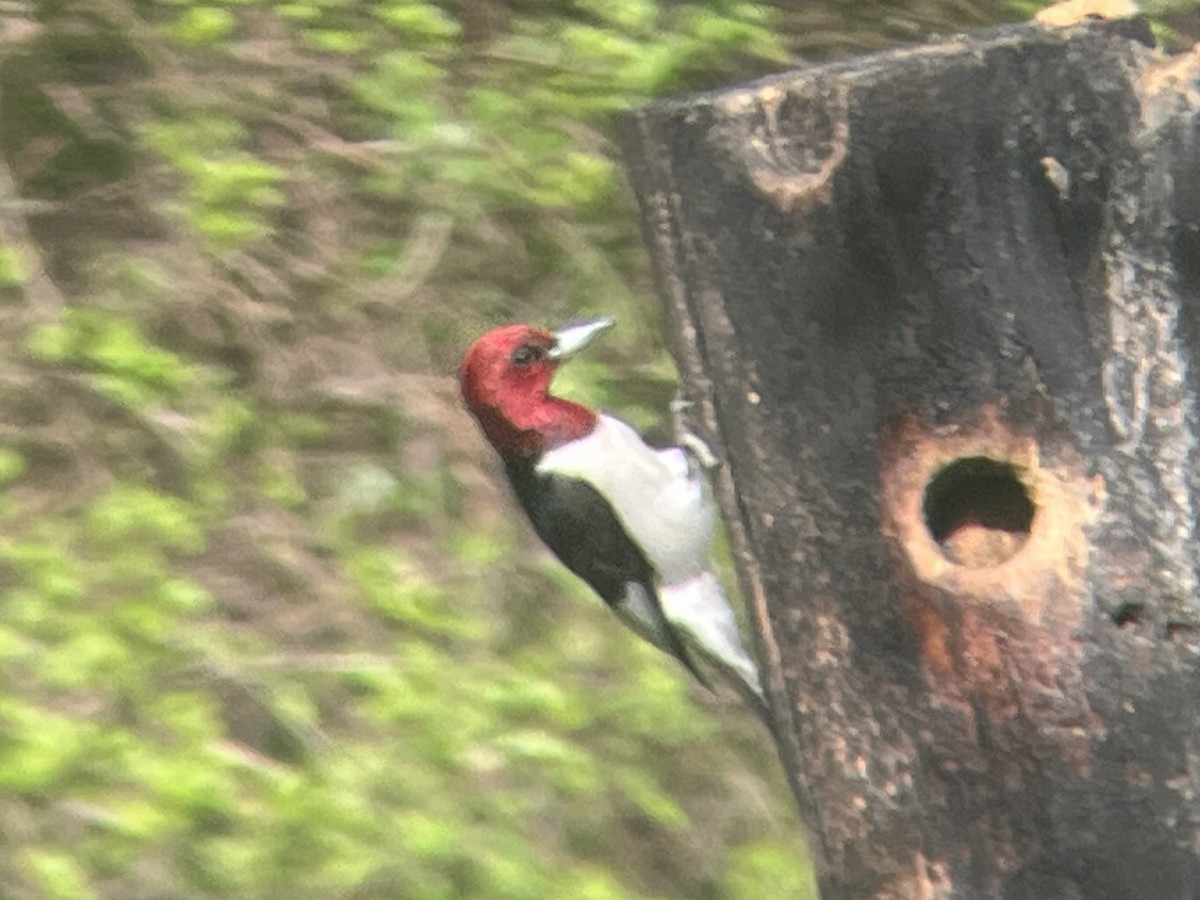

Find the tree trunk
[[621, 15, 1200, 900]]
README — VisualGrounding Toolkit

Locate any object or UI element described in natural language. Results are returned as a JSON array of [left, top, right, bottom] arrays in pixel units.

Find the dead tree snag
[[622, 15, 1200, 900]]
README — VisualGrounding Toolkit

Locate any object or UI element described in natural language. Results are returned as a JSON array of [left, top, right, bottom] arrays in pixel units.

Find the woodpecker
[[459, 316, 765, 711]]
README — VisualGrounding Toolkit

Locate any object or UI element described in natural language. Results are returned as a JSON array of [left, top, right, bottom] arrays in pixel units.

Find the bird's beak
[[549, 316, 615, 360]]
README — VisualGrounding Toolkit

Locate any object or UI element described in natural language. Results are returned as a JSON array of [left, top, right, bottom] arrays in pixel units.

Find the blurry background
[[0, 1, 1196, 898]]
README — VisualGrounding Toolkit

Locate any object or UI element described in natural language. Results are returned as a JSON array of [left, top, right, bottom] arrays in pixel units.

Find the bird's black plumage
[[504, 457, 705, 682]]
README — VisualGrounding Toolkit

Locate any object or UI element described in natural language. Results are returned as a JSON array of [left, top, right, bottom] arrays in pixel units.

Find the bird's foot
[[680, 430, 720, 471], [671, 396, 720, 471]]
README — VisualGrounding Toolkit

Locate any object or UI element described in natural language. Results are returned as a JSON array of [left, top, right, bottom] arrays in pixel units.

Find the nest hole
[[922, 456, 1035, 568]]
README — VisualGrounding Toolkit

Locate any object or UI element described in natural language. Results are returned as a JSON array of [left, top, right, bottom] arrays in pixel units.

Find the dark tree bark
[[621, 15, 1200, 900]]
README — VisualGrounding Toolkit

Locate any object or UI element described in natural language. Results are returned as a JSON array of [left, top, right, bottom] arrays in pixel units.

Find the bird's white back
[[537, 415, 715, 584]]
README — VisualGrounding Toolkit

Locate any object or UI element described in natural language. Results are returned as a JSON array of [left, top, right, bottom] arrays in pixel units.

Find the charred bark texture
[[622, 16, 1200, 900]]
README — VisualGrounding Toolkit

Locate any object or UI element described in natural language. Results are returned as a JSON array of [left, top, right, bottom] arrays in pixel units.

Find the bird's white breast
[[537, 415, 715, 583]]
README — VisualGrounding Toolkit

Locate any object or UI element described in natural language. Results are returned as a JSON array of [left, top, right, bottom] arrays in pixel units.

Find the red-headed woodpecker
[[459, 317, 764, 710]]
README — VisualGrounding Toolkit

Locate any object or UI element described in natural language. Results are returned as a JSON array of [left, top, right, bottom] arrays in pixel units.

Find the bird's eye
[[510, 344, 544, 367]]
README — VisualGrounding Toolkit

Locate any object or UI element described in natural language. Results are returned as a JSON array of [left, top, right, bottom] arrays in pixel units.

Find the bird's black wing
[[505, 459, 707, 684]]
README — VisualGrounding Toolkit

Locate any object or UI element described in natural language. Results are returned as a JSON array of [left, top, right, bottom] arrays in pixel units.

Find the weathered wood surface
[[622, 16, 1200, 900]]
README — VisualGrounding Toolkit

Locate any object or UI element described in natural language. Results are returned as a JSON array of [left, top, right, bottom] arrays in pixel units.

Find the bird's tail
[[661, 572, 766, 712], [616, 583, 712, 689]]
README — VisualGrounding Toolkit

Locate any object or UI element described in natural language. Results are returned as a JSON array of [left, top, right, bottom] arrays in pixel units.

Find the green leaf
[[41, 631, 131, 689], [304, 28, 366, 54], [575, 0, 658, 33], [25, 321, 72, 361], [20, 848, 97, 900], [0, 448, 26, 486], [396, 810, 458, 861], [0, 244, 28, 287], [0, 701, 86, 793], [259, 458, 308, 508], [613, 767, 689, 827], [168, 7, 236, 45], [343, 546, 473, 637], [376, 4, 461, 41], [25, 310, 192, 402], [84, 485, 204, 553], [159, 577, 213, 612], [724, 840, 818, 899]]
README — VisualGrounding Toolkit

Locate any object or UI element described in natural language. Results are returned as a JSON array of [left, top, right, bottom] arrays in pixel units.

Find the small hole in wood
[[1165, 621, 1197, 640], [922, 456, 1035, 568], [1113, 602, 1146, 628]]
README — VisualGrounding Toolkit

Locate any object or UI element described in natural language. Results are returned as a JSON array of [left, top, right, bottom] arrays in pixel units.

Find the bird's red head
[[459, 318, 614, 459]]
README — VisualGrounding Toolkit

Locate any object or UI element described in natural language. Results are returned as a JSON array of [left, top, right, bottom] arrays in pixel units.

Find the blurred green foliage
[[146, 119, 287, 249], [1, 0, 1195, 898], [0, 244, 27, 289]]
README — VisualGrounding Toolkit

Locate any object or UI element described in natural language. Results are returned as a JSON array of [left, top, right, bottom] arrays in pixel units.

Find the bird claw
[[671, 396, 720, 471], [681, 431, 720, 471]]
